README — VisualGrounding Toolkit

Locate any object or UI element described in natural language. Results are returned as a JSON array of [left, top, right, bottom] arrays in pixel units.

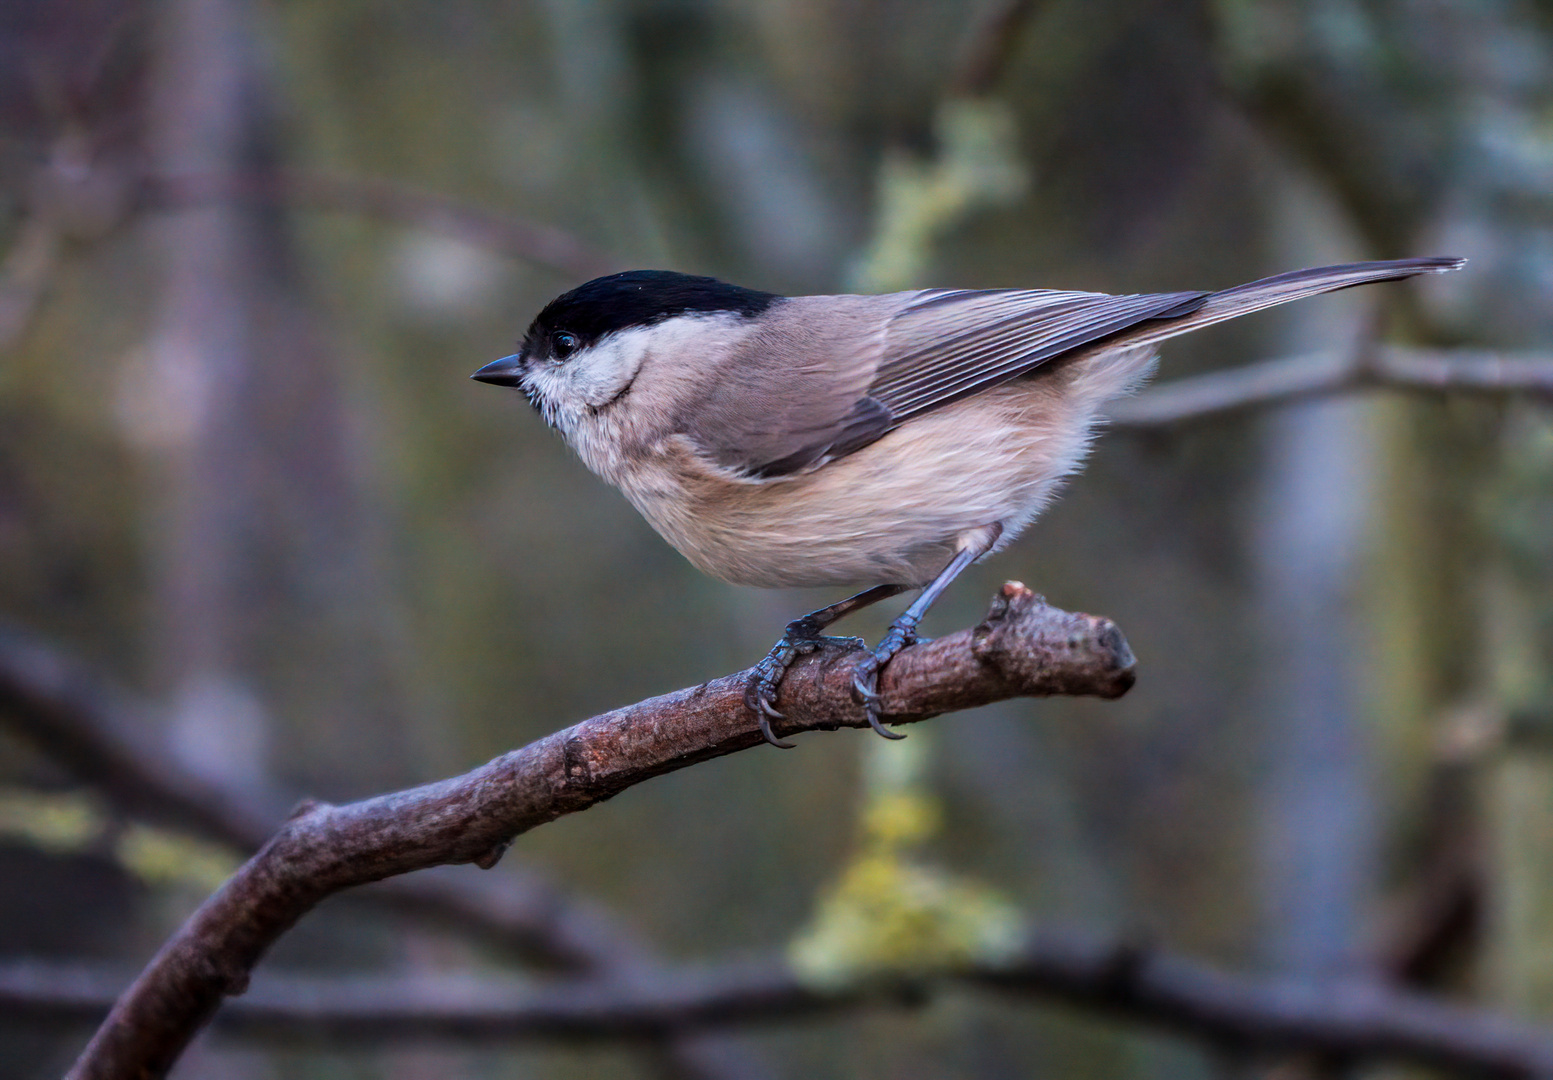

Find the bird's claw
[[850, 667, 881, 706], [745, 664, 796, 749], [744, 632, 862, 749], [756, 711, 795, 749], [850, 627, 917, 741]]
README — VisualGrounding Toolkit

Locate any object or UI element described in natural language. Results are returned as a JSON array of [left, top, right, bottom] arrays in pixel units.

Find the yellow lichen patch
[[790, 737, 1024, 989], [0, 788, 106, 854], [861, 790, 940, 848], [115, 823, 240, 893], [789, 848, 1024, 989], [848, 98, 1029, 295], [0, 786, 239, 894]]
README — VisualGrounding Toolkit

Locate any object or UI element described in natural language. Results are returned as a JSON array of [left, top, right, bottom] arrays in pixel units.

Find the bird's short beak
[[471, 354, 525, 387]]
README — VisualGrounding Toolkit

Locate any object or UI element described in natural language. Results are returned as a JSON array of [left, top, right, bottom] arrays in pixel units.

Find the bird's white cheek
[[531, 341, 640, 418], [567, 342, 641, 408]]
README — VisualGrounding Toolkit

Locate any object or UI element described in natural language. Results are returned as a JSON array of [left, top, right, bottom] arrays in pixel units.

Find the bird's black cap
[[521, 270, 781, 357]]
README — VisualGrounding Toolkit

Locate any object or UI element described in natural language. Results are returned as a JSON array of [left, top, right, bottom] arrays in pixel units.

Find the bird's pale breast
[[617, 356, 1147, 588]]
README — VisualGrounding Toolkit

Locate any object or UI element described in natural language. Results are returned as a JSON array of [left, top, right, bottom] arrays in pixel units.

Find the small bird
[[473, 257, 1463, 747]]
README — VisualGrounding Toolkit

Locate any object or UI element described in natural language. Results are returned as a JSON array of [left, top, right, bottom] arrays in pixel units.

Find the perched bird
[[473, 257, 1464, 747]]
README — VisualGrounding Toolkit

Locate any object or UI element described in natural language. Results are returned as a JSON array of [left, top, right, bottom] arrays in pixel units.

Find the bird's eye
[[552, 331, 579, 359]]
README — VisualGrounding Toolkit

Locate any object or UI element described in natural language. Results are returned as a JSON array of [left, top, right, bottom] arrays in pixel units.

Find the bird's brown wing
[[680, 287, 1205, 479], [868, 258, 1466, 422], [867, 287, 1207, 423], [690, 257, 1462, 479]]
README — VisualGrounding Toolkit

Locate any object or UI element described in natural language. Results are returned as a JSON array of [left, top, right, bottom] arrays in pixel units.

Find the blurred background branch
[[16, 927, 1553, 1077], [1110, 345, 1553, 429], [0, 217, 59, 351], [137, 170, 623, 280]]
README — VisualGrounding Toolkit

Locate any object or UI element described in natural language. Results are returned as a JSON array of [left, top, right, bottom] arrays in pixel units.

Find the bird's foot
[[745, 621, 864, 748], [851, 620, 919, 740]]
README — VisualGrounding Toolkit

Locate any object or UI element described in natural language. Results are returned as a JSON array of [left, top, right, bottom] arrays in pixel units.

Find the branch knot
[[970, 583, 1135, 699]]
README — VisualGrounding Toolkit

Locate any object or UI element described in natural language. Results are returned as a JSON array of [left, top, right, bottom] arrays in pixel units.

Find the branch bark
[[1109, 345, 1553, 430], [0, 622, 767, 1078], [20, 924, 1553, 1078], [0, 641, 767, 1080], [63, 585, 1133, 1080]]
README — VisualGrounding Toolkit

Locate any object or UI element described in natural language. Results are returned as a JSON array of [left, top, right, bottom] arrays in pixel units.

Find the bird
[[472, 256, 1464, 747]]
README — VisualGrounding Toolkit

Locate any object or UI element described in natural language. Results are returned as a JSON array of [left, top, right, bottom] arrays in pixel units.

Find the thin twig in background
[[138, 170, 624, 280], [1110, 346, 1553, 430], [948, 0, 1043, 99], [13, 927, 1553, 1078], [0, 217, 60, 350], [62, 585, 1134, 1080]]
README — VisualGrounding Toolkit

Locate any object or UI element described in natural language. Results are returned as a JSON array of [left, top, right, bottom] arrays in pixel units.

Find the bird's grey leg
[[746, 583, 909, 748], [852, 525, 1002, 740]]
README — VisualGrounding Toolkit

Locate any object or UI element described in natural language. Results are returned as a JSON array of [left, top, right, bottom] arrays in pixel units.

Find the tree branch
[[0, 620, 777, 1080], [63, 585, 1132, 1080], [986, 929, 1553, 1078], [1109, 345, 1553, 430], [19, 923, 1553, 1077], [137, 170, 623, 280]]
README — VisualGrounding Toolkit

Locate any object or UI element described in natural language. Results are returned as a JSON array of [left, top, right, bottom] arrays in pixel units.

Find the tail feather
[[1127, 257, 1465, 346]]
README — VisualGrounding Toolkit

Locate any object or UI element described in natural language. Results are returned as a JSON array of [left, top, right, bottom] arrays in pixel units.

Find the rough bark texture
[[64, 584, 1133, 1080]]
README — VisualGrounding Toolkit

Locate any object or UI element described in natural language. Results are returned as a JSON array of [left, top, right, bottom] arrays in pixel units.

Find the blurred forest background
[[4, 0, 1553, 1077]]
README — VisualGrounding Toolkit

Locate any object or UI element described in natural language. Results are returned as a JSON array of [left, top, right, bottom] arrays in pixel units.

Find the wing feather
[[869, 288, 1207, 420], [682, 257, 1463, 479]]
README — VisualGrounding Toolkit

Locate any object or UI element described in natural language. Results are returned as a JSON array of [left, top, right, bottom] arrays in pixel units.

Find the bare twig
[[0, 634, 759, 1080], [138, 170, 623, 280], [63, 585, 1132, 1080], [1109, 346, 1553, 430], [947, 0, 1043, 99], [0, 217, 61, 349], [19, 923, 1553, 1077], [978, 929, 1553, 1078]]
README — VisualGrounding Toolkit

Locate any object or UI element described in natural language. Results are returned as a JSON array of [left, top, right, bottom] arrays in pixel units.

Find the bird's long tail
[[1125, 256, 1465, 346]]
